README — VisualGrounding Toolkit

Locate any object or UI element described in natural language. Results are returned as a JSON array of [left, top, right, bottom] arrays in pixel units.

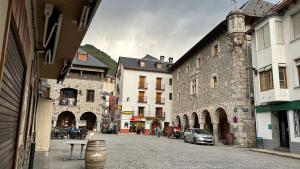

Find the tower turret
[[227, 8, 246, 48]]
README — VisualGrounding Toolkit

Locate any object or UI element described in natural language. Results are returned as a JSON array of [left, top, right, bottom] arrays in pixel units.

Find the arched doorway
[[216, 108, 229, 140], [80, 112, 97, 130], [176, 115, 181, 128], [151, 119, 162, 135], [202, 110, 213, 133], [183, 114, 189, 131], [57, 111, 76, 128], [191, 112, 200, 128]]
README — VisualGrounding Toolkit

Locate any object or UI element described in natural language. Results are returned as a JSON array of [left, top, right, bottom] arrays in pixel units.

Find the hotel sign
[[122, 111, 133, 115]]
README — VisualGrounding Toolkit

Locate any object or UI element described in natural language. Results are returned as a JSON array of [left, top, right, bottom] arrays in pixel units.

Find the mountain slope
[[81, 44, 117, 77]]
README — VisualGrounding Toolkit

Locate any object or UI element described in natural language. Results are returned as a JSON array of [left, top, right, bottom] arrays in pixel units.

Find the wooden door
[[156, 93, 161, 103], [0, 29, 25, 169], [156, 78, 161, 90], [139, 76, 145, 88], [138, 91, 144, 102]]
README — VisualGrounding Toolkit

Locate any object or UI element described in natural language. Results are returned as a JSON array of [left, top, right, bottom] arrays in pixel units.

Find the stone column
[[213, 123, 219, 144], [97, 121, 101, 132], [200, 123, 205, 130], [75, 120, 79, 129], [52, 120, 57, 127], [189, 119, 194, 128]]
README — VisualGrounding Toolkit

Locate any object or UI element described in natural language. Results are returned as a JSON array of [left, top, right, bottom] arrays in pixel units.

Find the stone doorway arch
[[215, 108, 230, 140], [80, 112, 97, 130], [191, 112, 200, 128], [183, 114, 189, 131], [57, 111, 76, 128], [176, 115, 181, 128], [201, 110, 213, 133], [150, 119, 162, 135]]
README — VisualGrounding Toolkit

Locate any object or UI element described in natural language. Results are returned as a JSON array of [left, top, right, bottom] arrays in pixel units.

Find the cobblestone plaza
[[35, 133, 300, 169]]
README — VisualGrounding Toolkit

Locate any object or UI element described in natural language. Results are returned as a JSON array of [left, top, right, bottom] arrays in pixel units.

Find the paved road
[[43, 133, 300, 169]]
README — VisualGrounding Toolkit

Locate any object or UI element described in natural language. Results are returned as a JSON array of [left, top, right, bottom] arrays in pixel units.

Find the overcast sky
[[82, 0, 280, 62]]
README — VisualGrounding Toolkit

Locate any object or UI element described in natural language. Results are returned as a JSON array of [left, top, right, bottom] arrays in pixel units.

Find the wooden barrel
[[85, 140, 107, 169]]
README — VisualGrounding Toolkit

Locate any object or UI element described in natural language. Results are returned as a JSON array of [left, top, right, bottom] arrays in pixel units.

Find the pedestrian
[[69, 124, 76, 139], [155, 127, 158, 137], [157, 127, 161, 138]]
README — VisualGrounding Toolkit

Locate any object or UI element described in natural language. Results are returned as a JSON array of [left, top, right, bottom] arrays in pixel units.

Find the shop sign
[[122, 111, 133, 115], [130, 117, 145, 122]]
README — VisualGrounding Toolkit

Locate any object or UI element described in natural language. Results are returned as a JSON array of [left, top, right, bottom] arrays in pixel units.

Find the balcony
[[137, 96, 147, 103], [155, 97, 165, 105], [59, 98, 77, 106], [137, 113, 144, 117], [138, 82, 148, 89], [156, 84, 165, 91], [145, 112, 165, 120]]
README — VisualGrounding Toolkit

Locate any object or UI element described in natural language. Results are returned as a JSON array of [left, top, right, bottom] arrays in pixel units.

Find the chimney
[[169, 57, 173, 64], [160, 56, 165, 62]]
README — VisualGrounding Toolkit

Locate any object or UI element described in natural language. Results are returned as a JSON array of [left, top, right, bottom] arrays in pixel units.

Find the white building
[[116, 55, 173, 135], [250, 0, 300, 153]]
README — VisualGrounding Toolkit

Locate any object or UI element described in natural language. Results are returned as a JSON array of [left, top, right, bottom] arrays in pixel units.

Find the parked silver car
[[184, 128, 214, 145]]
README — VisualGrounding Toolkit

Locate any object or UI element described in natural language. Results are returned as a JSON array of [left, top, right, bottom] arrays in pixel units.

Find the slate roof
[[241, 0, 274, 17], [118, 55, 171, 73], [72, 48, 108, 69]]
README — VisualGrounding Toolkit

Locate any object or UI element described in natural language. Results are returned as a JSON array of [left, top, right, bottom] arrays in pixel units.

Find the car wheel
[[193, 138, 197, 144], [184, 136, 187, 142]]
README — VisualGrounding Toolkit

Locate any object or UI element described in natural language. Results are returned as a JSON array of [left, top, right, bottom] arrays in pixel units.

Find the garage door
[[0, 28, 25, 169]]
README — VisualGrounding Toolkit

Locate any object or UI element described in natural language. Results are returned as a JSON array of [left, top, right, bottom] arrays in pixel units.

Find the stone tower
[[226, 8, 256, 147]]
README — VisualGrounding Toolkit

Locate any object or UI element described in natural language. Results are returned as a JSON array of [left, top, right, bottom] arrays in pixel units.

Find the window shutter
[[257, 27, 264, 50], [275, 21, 284, 44], [263, 23, 270, 47], [292, 12, 300, 39]]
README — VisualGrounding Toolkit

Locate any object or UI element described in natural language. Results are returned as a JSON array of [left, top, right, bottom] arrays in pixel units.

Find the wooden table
[[63, 140, 87, 160]]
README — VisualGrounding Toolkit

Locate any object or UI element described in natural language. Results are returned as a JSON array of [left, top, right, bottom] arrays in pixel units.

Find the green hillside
[[81, 44, 117, 77]]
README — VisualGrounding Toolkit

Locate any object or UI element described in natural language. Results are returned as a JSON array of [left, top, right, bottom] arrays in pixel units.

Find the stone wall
[[172, 32, 256, 146], [47, 78, 114, 131]]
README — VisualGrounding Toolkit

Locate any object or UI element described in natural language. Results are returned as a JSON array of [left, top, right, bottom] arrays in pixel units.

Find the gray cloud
[[82, 0, 280, 62]]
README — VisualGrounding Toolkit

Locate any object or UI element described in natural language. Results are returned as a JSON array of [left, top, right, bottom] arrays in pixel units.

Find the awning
[[255, 101, 300, 113]]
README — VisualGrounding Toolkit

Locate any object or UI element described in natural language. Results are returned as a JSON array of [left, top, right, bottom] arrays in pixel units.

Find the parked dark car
[[166, 126, 183, 139]]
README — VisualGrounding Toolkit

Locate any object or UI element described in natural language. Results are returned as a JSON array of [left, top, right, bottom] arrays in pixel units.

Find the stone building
[[249, 0, 300, 154], [48, 48, 113, 132], [170, 0, 273, 146]]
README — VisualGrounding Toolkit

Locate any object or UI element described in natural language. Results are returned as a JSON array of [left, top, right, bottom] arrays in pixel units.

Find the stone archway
[[176, 115, 181, 128], [150, 119, 162, 135], [80, 112, 97, 130], [183, 114, 189, 131], [215, 108, 230, 140], [191, 112, 200, 128], [201, 110, 213, 133], [57, 111, 76, 128]]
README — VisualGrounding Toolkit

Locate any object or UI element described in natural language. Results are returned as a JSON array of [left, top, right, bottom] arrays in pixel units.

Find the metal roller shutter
[[0, 28, 25, 169]]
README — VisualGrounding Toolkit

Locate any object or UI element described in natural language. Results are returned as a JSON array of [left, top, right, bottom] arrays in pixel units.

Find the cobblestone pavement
[[44, 133, 300, 169]]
